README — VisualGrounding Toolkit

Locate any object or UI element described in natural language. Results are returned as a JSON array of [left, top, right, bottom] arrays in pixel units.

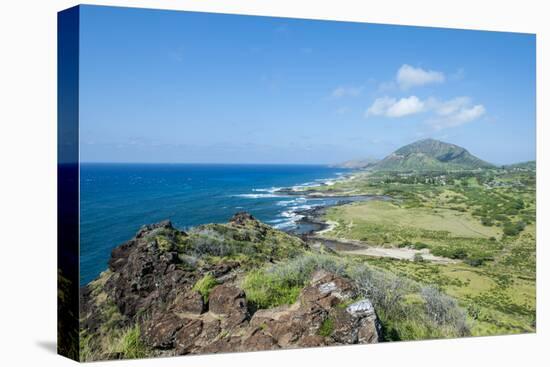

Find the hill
[[331, 157, 379, 169], [503, 161, 535, 170], [373, 138, 494, 171]]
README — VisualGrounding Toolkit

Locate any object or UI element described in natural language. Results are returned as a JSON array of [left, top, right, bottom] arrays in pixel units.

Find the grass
[[318, 318, 334, 337], [80, 324, 148, 361], [310, 168, 536, 338], [326, 200, 500, 240], [193, 274, 219, 303], [173, 220, 307, 268], [242, 269, 302, 309], [361, 256, 535, 336], [241, 253, 347, 309], [241, 253, 468, 341], [113, 324, 148, 359]]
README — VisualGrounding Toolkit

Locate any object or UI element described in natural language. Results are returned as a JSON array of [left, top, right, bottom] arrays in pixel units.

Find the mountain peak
[[375, 139, 493, 171]]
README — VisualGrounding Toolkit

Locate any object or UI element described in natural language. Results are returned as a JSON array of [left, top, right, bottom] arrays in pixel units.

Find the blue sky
[[79, 5, 536, 165]]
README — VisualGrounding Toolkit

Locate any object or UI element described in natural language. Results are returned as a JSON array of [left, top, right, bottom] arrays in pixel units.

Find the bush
[[242, 253, 470, 341], [413, 242, 428, 250], [318, 318, 334, 337], [432, 247, 468, 260], [420, 286, 469, 336], [242, 254, 346, 309], [413, 253, 425, 263], [398, 240, 412, 248], [465, 258, 484, 267], [347, 264, 410, 317], [242, 270, 302, 309], [193, 274, 219, 302], [115, 324, 148, 359], [481, 217, 494, 226], [503, 221, 526, 236]]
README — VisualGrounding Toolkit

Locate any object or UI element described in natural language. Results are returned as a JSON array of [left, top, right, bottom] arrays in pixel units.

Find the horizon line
[[77, 161, 342, 166]]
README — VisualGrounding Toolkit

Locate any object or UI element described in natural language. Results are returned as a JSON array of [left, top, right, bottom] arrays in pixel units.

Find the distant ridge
[[373, 138, 494, 171], [331, 157, 380, 169], [502, 161, 535, 170]]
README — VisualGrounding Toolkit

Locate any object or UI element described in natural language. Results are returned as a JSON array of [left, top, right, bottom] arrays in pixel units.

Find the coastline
[[277, 177, 457, 264]]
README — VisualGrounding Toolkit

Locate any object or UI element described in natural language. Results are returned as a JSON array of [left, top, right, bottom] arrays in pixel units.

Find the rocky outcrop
[[138, 269, 381, 355], [249, 270, 381, 348], [103, 220, 192, 319], [80, 215, 381, 359]]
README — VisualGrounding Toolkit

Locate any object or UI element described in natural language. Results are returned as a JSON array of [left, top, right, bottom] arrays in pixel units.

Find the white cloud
[[396, 64, 445, 90], [434, 96, 472, 116], [366, 95, 486, 130], [429, 104, 486, 130], [387, 96, 426, 117], [366, 97, 396, 116], [366, 96, 425, 118], [331, 85, 364, 99]]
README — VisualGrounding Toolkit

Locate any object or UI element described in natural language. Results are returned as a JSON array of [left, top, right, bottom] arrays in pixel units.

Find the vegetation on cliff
[[80, 212, 468, 361]]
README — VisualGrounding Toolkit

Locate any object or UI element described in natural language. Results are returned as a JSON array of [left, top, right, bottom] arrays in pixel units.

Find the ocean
[[80, 163, 351, 285]]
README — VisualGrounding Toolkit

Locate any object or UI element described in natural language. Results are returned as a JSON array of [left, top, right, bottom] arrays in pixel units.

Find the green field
[[326, 200, 500, 239], [305, 167, 536, 336]]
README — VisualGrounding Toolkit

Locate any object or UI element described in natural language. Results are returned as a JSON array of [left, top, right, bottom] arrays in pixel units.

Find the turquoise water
[[80, 163, 351, 285]]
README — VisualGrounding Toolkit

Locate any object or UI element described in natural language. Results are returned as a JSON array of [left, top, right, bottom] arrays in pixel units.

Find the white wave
[[252, 186, 282, 193], [266, 218, 287, 224], [234, 193, 280, 198], [276, 197, 307, 207], [273, 221, 294, 229]]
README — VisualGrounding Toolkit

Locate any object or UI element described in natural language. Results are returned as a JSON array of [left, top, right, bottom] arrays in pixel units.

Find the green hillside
[[503, 161, 536, 170], [374, 139, 494, 171]]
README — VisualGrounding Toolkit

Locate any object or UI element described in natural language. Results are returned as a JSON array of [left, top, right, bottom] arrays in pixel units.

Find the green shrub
[[420, 286, 469, 336], [399, 240, 412, 248], [243, 253, 470, 341], [116, 324, 148, 359], [503, 221, 526, 236], [432, 246, 468, 260], [413, 253, 425, 263], [193, 274, 219, 302], [242, 270, 302, 309], [318, 318, 334, 337], [481, 217, 494, 226], [413, 242, 428, 250], [242, 253, 347, 309]]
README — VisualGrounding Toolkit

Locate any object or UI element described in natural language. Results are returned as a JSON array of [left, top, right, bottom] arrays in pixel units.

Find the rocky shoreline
[[285, 194, 389, 237], [286, 194, 456, 263]]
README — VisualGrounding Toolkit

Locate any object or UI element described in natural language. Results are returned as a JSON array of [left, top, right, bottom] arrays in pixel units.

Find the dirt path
[[342, 246, 458, 264], [309, 236, 457, 264]]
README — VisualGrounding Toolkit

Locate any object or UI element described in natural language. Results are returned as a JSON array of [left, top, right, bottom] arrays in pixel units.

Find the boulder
[[330, 299, 380, 344], [175, 319, 203, 354], [242, 329, 279, 351], [347, 299, 381, 344], [229, 212, 256, 226], [208, 284, 247, 317], [144, 313, 185, 349], [300, 270, 357, 308], [172, 291, 205, 315]]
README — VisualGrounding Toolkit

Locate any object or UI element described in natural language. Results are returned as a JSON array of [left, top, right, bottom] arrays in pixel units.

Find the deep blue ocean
[[80, 163, 351, 285]]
